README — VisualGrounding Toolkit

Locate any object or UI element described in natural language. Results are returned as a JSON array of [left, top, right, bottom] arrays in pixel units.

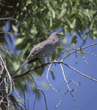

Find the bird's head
[[48, 32, 65, 40], [55, 32, 65, 38]]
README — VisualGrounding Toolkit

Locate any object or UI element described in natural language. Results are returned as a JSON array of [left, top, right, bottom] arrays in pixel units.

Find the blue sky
[[31, 29, 97, 110], [3, 23, 97, 110]]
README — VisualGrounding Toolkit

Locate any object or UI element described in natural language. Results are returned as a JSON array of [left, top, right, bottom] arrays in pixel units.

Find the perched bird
[[12, 32, 65, 78]]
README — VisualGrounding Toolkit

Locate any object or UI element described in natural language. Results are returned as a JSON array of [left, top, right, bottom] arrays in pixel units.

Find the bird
[[12, 32, 65, 78]]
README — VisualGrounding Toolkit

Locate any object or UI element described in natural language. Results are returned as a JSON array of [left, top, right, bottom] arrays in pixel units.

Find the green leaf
[[93, 31, 97, 34], [84, 35, 88, 43], [17, 3, 19, 7], [49, 0, 56, 11], [53, 10, 55, 19], [71, 19, 76, 29], [50, 69, 55, 80], [59, 9, 67, 19], [79, 50, 83, 56], [12, 25, 18, 33], [71, 35, 77, 45], [15, 38, 24, 45], [26, 0, 32, 5], [50, 18, 52, 27]]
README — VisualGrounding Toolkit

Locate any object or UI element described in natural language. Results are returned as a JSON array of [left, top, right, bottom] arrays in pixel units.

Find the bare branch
[[0, 18, 24, 24], [0, 54, 13, 95], [33, 95, 37, 110], [63, 62, 97, 82], [0, 3, 13, 8], [56, 89, 69, 107], [61, 42, 97, 62], [0, 43, 12, 57], [59, 64, 80, 109], [67, 80, 81, 86], [60, 64, 71, 90], [46, 63, 59, 92], [82, 51, 97, 57], [70, 92, 80, 110], [37, 87, 48, 110], [82, 55, 89, 65], [13, 85, 24, 102]]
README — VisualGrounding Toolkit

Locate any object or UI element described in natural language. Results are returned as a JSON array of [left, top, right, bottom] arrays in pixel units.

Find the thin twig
[[82, 51, 97, 57], [29, 74, 48, 110], [70, 92, 80, 110], [0, 55, 12, 95], [82, 55, 89, 65], [16, 80, 27, 110], [33, 95, 37, 110], [61, 42, 97, 62], [63, 62, 97, 82], [56, 89, 69, 107], [67, 80, 81, 86], [0, 43, 12, 57], [0, 3, 13, 8], [0, 18, 24, 24], [60, 64, 71, 91], [59, 64, 80, 109], [46, 63, 59, 92]]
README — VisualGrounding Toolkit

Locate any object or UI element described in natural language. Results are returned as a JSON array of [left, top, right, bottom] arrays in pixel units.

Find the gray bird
[[12, 32, 65, 78]]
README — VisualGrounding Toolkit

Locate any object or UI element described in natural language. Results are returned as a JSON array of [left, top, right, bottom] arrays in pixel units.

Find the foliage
[[0, 0, 97, 75]]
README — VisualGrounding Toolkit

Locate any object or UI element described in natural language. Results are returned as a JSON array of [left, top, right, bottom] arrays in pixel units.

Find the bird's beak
[[56, 33, 65, 36]]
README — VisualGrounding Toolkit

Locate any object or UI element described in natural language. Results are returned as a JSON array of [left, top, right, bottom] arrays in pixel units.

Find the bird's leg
[[47, 56, 57, 62], [47, 57, 57, 66]]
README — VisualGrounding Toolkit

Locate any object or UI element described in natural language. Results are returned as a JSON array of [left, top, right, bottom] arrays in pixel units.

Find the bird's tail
[[12, 59, 28, 78]]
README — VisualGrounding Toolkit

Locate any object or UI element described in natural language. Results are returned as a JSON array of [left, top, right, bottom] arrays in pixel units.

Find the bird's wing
[[27, 39, 55, 62], [27, 41, 45, 61]]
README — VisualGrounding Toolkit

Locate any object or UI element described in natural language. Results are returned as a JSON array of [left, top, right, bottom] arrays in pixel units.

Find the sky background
[[32, 29, 97, 110], [3, 22, 97, 110]]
